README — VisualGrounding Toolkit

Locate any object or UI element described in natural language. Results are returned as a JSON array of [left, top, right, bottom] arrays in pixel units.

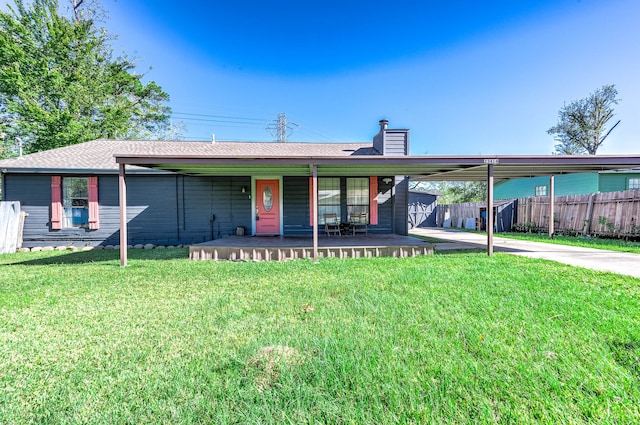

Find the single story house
[[494, 169, 640, 199], [0, 120, 410, 248]]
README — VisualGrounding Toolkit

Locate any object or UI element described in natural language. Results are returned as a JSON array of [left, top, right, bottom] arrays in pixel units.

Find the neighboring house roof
[[0, 139, 377, 173], [600, 167, 640, 173]]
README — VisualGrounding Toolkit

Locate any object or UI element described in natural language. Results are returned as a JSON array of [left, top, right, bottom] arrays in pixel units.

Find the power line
[[171, 111, 267, 122], [170, 109, 336, 142]]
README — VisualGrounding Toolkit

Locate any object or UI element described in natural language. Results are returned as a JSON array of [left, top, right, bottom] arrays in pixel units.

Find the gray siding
[[283, 176, 311, 236], [374, 129, 410, 156], [3, 172, 405, 246], [374, 176, 394, 234], [198, 176, 252, 241], [393, 176, 409, 235], [383, 131, 409, 156], [4, 173, 251, 247]]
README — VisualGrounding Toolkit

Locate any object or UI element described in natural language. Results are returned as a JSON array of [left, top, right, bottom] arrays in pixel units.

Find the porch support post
[[549, 175, 555, 238], [487, 164, 494, 256], [312, 164, 318, 263], [119, 163, 128, 267]]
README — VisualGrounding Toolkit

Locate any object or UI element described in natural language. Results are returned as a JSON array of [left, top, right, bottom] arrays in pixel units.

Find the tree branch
[[73, 0, 84, 22]]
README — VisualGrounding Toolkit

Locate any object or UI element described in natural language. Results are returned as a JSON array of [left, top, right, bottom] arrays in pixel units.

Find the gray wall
[[373, 129, 410, 156], [283, 176, 311, 236], [4, 173, 405, 246], [4, 173, 251, 247], [393, 177, 409, 235], [282, 176, 397, 236]]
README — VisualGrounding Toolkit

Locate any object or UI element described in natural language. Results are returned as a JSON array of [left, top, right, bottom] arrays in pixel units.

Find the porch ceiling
[[114, 154, 640, 181]]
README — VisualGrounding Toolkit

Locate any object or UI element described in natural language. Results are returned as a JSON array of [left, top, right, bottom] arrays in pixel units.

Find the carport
[[115, 153, 640, 266]]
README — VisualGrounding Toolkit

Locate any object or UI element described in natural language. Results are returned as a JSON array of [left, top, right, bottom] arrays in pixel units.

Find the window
[[535, 185, 547, 196], [312, 177, 377, 226], [318, 178, 341, 224], [63, 177, 89, 228], [629, 178, 640, 190], [347, 177, 369, 222], [51, 176, 99, 230]]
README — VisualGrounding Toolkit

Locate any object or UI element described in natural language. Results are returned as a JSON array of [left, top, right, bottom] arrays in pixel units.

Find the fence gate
[[1, 201, 23, 254]]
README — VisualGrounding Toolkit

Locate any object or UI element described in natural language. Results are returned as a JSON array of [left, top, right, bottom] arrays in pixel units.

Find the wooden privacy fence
[[435, 200, 517, 232], [517, 189, 640, 236]]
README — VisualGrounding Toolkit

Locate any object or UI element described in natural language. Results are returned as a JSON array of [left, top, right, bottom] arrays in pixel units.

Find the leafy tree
[[0, 0, 172, 155], [548, 84, 620, 155], [411, 181, 487, 204]]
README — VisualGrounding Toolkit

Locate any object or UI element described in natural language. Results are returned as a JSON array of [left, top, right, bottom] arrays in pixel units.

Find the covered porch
[[115, 152, 640, 266], [190, 234, 434, 261]]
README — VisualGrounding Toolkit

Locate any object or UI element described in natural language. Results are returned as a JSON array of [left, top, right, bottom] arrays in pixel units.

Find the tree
[[0, 0, 172, 155], [548, 84, 620, 155], [411, 181, 487, 204]]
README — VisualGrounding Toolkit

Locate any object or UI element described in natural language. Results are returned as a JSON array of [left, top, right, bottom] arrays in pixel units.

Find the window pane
[[629, 178, 640, 190], [318, 178, 341, 223], [63, 178, 88, 206], [535, 185, 547, 196], [318, 205, 341, 224], [318, 178, 340, 206], [63, 177, 89, 228], [347, 178, 369, 222], [263, 186, 273, 211]]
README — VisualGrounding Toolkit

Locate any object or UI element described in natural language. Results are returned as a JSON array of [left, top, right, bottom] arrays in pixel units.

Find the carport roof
[[115, 152, 640, 181]]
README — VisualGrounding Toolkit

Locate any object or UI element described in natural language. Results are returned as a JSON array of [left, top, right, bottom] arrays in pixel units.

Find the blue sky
[[2, 0, 639, 155]]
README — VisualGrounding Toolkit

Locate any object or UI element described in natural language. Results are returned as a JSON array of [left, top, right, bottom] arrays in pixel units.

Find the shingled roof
[[0, 139, 378, 173]]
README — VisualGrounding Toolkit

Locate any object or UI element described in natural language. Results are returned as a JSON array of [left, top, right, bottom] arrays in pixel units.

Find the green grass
[[1, 249, 640, 424], [495, 232, 640, 254]]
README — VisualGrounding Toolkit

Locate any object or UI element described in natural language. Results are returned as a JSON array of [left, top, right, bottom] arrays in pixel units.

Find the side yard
[[1, 250, 639, 424]]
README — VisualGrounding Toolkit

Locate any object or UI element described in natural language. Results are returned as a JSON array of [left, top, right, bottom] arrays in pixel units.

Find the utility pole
[[266, 113, 299, 142]]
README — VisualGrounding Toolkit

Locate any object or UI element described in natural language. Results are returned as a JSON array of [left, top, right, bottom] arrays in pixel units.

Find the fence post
[[582, 192, 596, 235]]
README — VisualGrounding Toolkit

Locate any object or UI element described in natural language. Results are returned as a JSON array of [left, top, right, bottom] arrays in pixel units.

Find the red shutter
[[369, 176, 378, 225], [88, 176, 99, 230], [51, 176, 62, 230], [309, 177, 315, 226]]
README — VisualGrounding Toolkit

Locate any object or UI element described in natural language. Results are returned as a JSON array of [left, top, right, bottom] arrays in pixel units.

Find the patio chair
[[324, 213, 341, 237], [350, 212, 368, 236]]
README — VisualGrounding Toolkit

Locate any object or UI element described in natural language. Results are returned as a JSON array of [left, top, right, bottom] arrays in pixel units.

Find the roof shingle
[[0, 139, 377, 172]]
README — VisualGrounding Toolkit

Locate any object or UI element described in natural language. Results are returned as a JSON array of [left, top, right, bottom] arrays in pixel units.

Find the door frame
[[251, 177, 283, 235]]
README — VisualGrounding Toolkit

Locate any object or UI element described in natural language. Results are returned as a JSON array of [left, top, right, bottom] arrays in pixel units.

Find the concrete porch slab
[[189, 234, 434, 261]]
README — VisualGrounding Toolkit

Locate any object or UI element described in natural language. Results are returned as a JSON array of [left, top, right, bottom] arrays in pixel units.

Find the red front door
[[256, 179, 280, 235]]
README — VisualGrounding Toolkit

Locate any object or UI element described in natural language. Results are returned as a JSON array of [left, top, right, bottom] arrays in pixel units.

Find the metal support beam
[[549, 175, 555, 238], [312, 165, 318, 263], [487, 164, 494, 256], [119, 163, 128, 267]]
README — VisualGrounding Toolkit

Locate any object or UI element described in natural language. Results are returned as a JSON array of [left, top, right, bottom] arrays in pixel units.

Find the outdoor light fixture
[[241, 186, 246, 193], [382, 177, 393, 184]]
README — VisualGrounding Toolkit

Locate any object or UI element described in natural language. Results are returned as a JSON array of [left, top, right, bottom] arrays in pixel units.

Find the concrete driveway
[[410, 227, 640, 278]]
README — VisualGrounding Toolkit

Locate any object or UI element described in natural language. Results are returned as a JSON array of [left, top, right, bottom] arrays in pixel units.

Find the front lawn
[[1, 249, 639, 424]]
